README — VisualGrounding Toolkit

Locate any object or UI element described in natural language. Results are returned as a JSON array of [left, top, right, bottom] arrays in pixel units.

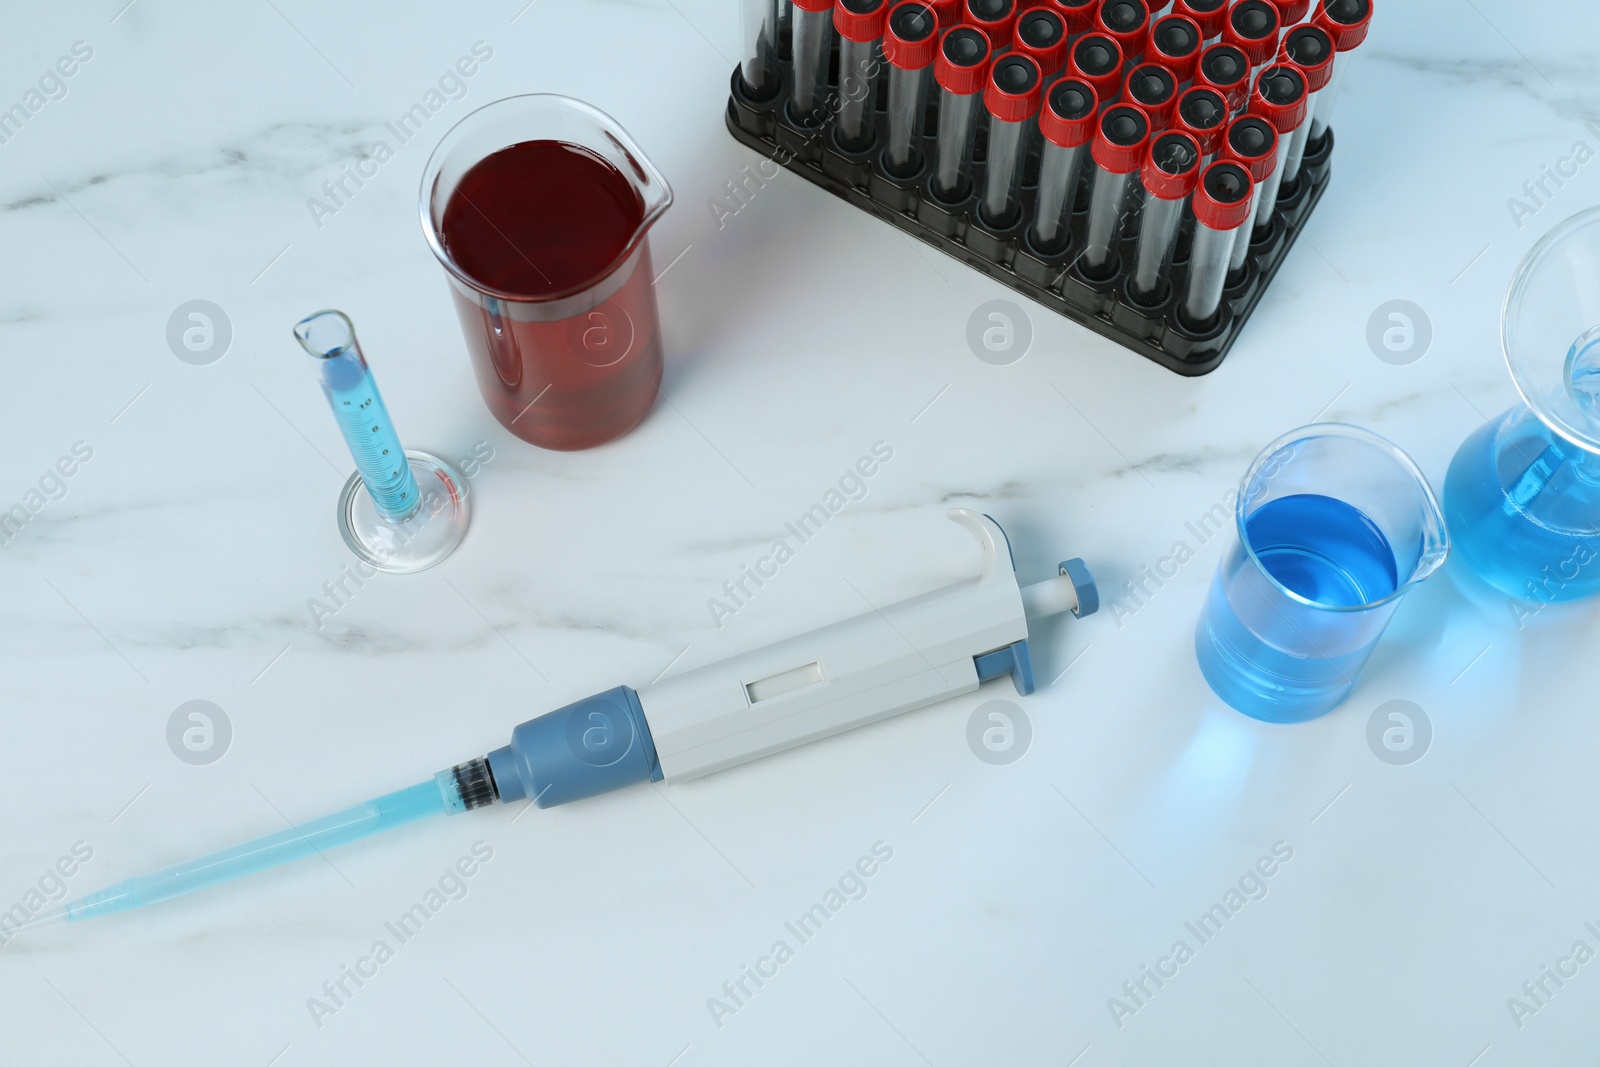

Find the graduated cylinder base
[[338, 450, 471, 574]]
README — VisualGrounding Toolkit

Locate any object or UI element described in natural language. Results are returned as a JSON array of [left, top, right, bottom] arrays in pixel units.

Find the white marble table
[[4, 2, 1598, 1064]]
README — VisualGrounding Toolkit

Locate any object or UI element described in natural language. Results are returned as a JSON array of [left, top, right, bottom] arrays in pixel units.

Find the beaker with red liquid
[[420, 95, 673, 450]]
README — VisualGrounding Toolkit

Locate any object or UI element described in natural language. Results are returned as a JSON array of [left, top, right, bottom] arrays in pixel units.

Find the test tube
[[1130, 130, 1202, 300], [1175, 85, 1228, 160], [1278, 23, 1332, 185], [1013, 9, 1070, 81], [1124, 63, 1178, 130], [1047, 0, 1100, 36], [1309, 0, 1372, 145], [1030, 78, 1098, 252], [1197, 42, 1250, 112], [979, 55, 1045, 227], [790, 0, 835, 120], [835, 0, 889, 151], [740, 0, 784, 99], [1080, 104, 1152, 275], [930, 26, 992, 201], [1222, 0, 1281, 84], [966, 0, 1019, 50], [1176, 0, 1228, 41], [1244, 65, 1305, 238], [881, 1, 939, 175], [1068, 32, 1124, 106], [1147, 14, 1203, 83], [1095, 0, 1150, 63], [1181, 160, 1253, 326], [1219, 113, 1277, 273]]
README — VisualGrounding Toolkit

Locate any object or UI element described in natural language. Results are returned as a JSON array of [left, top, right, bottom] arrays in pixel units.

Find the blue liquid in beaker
[[1444, 412, 1600, 604], [1197, 494, 1399, 721]]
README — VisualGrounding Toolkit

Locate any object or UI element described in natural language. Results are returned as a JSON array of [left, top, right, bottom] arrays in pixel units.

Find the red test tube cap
[[884, 1, 941, 68], [1096, 0, 1151, 62], [1270, 0, 1311, 22], [986, 54, 1044, 122], [1068, 32, 1125, 105], [1221, 113, 1278, 181], [1040, 77, 1100, 147], [1279, 23, 1334, 91], [935, 26, 992, 94], [1124, 63, 1178, 130], [1142, 130, 1203, 200], [793, 0, 833, 13], [1176, 0, 1229, 39], [1047, 0, 1099, 34], [1193, 159, 1255, 230], [929, 0, 963, 26], [1147, 14, 1203, 82], [1250, 64, 1307, 133], [1091, 103, 1152, 174], [1175, 85, 1228, 155], [835, 0, 889, 41], [1223, 0, 1281, 67], [1198, 42, 1251, 110], [1315, 0, 1372, 51], [1013, 9, 1070, 76], [966, 0, 1020, 50]]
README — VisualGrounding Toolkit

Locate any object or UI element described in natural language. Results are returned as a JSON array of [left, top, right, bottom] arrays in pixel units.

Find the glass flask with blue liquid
[[1445, 207, 1600, 609], [1196, 424, 1450, 723]]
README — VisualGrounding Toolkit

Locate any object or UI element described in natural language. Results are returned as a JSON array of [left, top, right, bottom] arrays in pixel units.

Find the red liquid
[[439, 139, 662, 450]]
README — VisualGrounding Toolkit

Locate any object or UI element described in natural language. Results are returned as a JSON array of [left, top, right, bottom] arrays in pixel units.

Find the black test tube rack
[[723, 52, 1334, 376]]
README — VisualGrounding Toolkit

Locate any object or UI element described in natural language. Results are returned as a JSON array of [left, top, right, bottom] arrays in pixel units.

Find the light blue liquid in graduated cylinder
[[1196, 494, 1400, 722], [320, 354, 418, 521]]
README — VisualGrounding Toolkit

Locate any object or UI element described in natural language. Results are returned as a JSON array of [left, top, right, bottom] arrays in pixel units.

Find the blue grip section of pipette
[[487, 686, 662, 809], [974, 640, 1036, 696]]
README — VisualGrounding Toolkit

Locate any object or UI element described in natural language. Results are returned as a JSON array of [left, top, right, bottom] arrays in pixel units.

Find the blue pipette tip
[[5, 905, 69, 939]]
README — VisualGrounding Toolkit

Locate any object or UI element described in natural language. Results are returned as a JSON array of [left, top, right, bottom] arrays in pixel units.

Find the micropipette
[[18, 510, 1096, 934], [294, 309, 470, 574]]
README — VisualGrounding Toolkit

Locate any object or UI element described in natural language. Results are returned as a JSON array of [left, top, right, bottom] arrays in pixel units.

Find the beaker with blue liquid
[[1445, 207, 1600, 609], [1196, 425, 1450, 723]]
